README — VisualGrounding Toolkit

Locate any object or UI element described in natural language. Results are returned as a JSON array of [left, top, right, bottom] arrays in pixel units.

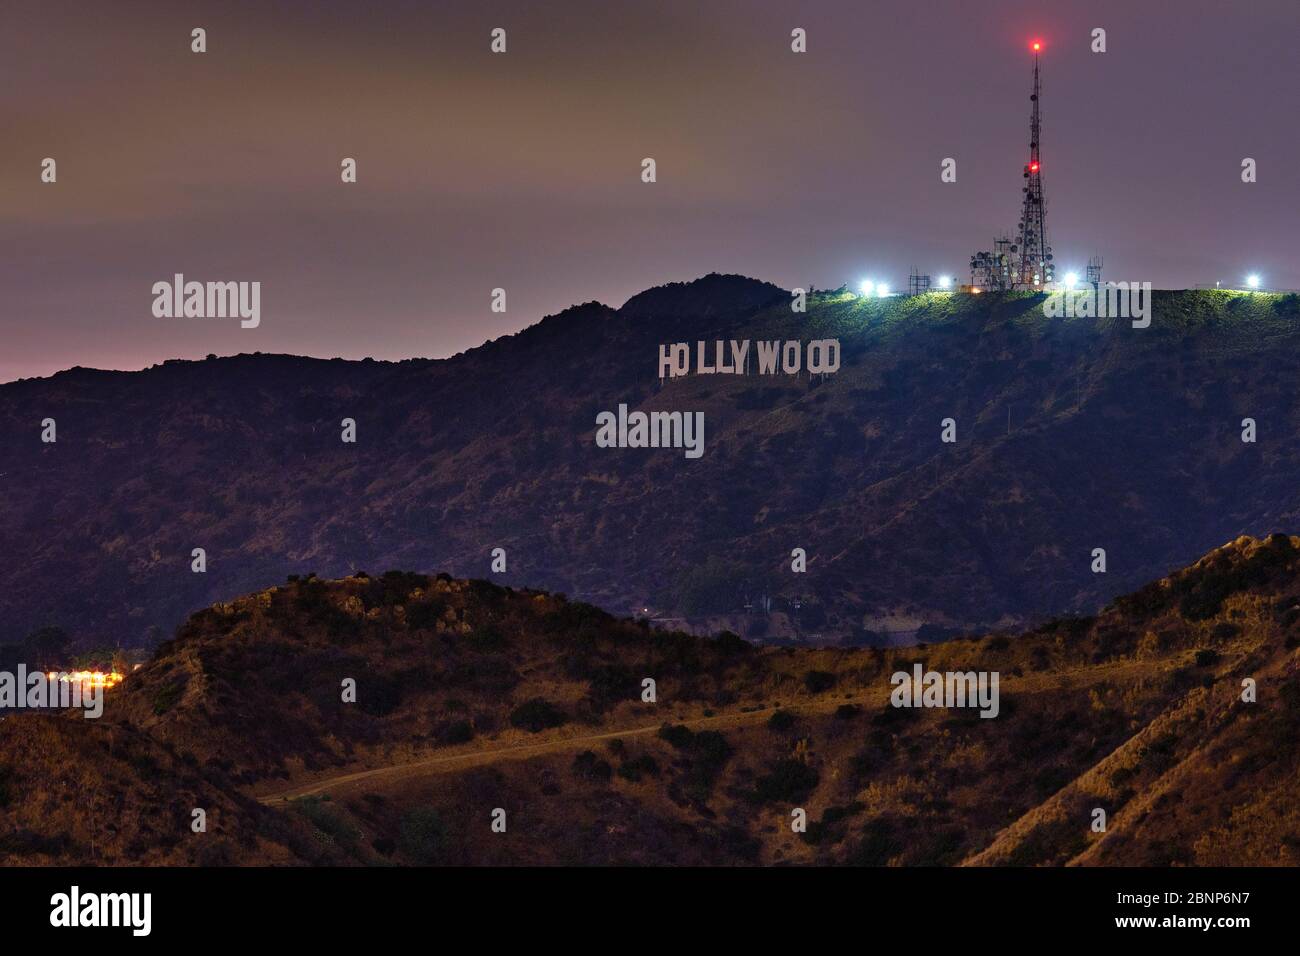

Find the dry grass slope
[[3, 533, 1298, 865]]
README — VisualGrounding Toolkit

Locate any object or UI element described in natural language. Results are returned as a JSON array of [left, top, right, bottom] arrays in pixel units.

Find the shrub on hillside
[[405, 599, 448, 630], [294, 797, 361, 852], [767, 710, 796, 732], [657, 723, 694, 748], [803, 670, 836, 693], [1113, 581, 1170, 618], [1194, 648, 1220, 667], [848, 817, 904, 866], [398, 807, 447, 864], [360, 571, 427, 609], [434, 719, 474, 745], [355, 673, 402, 716], [617, 754, 659, 782], [754, 759, 819, 804], [509, 697, 567, 732], [571, 750, 613, 783], [658, 724, 732, 799]]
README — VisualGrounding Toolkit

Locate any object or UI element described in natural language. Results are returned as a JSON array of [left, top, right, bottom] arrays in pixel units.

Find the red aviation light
[[1031, 41, 1042, 52], [1029, 162, 1039, 172]]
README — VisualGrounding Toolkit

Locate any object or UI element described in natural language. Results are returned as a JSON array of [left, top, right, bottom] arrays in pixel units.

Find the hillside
[[3, 535, 1296, 866], [109, 572, 755, 785], [0, 714, 332, 866], [2, 278, 1299, 647]]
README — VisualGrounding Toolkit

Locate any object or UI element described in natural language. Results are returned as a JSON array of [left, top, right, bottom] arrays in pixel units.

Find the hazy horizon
[[5, 0, 1297, 382]]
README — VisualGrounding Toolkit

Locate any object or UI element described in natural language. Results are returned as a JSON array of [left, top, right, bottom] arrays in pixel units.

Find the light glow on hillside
[[46, 670, 124, 691]]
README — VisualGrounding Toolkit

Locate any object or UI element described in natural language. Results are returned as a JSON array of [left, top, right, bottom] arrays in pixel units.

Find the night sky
[[3, 0, 1297, 382]]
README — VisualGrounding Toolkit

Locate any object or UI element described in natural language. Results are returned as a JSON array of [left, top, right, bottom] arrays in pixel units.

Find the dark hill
[[620, 273, 787, 319], [1, 282, 1298, 648], [4, 535, 1298, 865]]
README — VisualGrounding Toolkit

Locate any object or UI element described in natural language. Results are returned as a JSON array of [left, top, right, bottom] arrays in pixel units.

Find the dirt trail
[[255, 654, 1175, 806], [255, 703, 788, 805]]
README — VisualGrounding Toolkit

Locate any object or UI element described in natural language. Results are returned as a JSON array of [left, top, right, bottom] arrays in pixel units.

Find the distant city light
[[45, 670, 125, 691], [859, 279, 875, 297], [937, 275, 953, 290], [876, 282, 890, 297], [1246, 274, 1261, 290], [1063, 272, 1079, 289]]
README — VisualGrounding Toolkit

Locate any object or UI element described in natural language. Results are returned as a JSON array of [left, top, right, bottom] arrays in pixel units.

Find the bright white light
[[859, 279, 875, 296], [1246, 274, 1261, 290], [938, 275, 953, 290], [876, 283, 890, 297], [1063, 272, 1079, 289]]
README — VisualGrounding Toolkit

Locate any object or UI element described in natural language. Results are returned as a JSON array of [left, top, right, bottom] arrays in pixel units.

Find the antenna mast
[[1013, 43, 1053, 289]]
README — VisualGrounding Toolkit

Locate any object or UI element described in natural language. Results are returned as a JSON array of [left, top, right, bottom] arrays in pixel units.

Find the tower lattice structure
[[1012, 46, 1053, 288]]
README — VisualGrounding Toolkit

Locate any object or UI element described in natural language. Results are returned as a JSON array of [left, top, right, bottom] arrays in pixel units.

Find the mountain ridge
[[1, 279, 1298, 648]]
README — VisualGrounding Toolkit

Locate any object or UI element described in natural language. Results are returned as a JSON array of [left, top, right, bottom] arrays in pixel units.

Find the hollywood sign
[[657, 339, 840, 379]]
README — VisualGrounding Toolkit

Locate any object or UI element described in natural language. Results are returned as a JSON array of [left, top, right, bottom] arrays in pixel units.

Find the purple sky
[[3, 0, 1297, 382]]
